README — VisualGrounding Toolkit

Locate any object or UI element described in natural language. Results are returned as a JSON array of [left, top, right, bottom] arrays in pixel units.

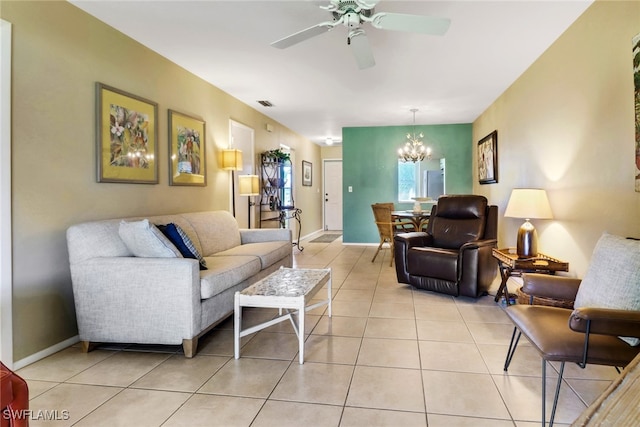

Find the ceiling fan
[[271, 0, 451, 70]]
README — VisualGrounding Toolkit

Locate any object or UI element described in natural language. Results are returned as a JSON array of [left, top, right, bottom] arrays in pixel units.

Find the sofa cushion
[[118, 219, 182, 258], [200, 255, 261, 299], [574, 233, 640, 346], [157, 223, 208, 270], [67, 219, 132, 264], [181, 211, 241, 256], [213, 241, 291, 269]]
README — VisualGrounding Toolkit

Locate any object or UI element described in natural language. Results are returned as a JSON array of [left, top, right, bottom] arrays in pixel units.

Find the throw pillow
[[574, 233, 640, 346], [157, 223, 208, 270], [118, 219, 182, 258]]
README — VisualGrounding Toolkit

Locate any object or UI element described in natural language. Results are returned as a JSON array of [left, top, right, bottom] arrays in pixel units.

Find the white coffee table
[[234, 267, 332, 364]]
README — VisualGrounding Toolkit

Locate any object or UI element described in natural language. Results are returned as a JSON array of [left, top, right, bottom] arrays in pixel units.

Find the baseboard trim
[[300, 229, 324, 241], [12, 335, 79, 370]]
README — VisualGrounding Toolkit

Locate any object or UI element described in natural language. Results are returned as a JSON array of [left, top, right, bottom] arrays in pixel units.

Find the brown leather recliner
[[394, 195, 498, 297]]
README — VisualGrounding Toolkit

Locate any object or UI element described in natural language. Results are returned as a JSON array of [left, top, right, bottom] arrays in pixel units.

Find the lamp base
[[516, 219, 538, 258]]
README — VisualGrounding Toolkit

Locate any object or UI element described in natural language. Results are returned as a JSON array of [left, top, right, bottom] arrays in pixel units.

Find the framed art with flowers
[[168, 110, 206, 186], [96, 83, 158, 183]]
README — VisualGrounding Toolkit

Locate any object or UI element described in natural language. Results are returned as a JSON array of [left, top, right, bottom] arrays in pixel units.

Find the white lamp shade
[[222, 149, 243, 171], [504, 188, 553, 220], [238, 175, 260, 196]]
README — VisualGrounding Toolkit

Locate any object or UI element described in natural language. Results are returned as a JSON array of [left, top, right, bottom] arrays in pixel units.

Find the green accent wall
[[343, 124, 472, 243]]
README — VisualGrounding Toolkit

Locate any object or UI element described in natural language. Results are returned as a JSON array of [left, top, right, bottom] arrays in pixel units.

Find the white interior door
[[229, 120, 254, 228], [324, 160, 343, 231]]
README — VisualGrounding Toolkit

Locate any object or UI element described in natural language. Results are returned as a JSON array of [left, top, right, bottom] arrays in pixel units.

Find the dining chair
[[371, 203, 415, 266]]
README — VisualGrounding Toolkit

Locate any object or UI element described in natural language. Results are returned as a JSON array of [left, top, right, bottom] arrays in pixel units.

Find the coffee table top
[[240, 267, 331, 298]]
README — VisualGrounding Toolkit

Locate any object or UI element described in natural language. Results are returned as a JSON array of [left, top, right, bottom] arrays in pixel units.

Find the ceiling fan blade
[[356, 0, 382, 10], [348, 29, 375, 70], [370, 13, 451, 35], [271, 22, 335, 49]]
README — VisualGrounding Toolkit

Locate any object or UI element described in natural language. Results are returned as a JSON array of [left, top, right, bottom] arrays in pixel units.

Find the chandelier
[[397, 109, 432, 163]]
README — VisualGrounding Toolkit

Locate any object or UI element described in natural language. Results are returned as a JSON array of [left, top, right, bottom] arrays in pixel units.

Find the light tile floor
[[17, 235, 617, 426]]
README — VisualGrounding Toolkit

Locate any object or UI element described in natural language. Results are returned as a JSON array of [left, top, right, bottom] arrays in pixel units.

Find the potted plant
[[264, 148, 290, 163]]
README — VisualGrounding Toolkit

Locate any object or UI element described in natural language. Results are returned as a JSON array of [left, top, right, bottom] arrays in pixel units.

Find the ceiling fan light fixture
[[270, 0, 451, 70]]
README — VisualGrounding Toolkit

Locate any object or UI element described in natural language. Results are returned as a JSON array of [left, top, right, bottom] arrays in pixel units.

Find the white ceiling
[[70, 0, 593, 145]]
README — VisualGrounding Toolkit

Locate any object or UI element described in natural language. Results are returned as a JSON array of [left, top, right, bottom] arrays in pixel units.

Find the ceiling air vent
[[257, 100, 274, 107]]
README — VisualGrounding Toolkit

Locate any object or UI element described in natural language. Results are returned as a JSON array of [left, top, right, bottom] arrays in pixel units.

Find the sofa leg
[[182, 337, 198, 358], [80, 341, 97, 353]]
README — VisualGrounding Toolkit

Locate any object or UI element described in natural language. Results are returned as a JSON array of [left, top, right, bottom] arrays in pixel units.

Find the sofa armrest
[[70, 257, 201, 344], [240, 228, 291, 244], [522, 273, 581, 301], [570, 307, 640, 337]]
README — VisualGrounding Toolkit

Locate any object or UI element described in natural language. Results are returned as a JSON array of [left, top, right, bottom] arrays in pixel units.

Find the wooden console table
[[492, 248, 569, 305]]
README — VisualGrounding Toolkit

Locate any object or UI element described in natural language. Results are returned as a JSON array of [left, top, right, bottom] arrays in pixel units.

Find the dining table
[[392, 210, 431, 231]]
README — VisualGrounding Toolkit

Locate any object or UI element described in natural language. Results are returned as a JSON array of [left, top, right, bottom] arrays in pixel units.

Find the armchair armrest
[[570, 307, 640, 337], [522, 273, 581, 301], [394, 232, 431, 283], [394, 232, 432, 248], [459, 238, 497, 252]]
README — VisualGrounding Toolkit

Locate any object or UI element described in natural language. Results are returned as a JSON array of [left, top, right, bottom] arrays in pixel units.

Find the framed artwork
[[478, 130, 498, 184], [96, 83, 158, 183], [302, 160, 312, 186], [168, 110, 206, 186]]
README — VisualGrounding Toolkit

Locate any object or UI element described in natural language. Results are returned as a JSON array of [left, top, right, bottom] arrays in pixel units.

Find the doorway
[[229, 120, 255, 228], [1, 19, 12, 366], [323, 160, 342, 231]]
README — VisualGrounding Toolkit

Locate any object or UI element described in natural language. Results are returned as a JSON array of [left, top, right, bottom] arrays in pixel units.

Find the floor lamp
[[238, 175, 260, 229], [222, 149, 243, 217]]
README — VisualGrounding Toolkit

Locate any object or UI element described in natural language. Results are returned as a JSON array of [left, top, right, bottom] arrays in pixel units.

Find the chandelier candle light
[[398, 108, 432, 163], [504, 188, 553, 258]]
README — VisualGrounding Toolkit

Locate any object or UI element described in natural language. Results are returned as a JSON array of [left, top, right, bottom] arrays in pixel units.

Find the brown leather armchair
[[504, 273, 640, 427], [393, 195, 498, 297], [1, 362, 29, 427]]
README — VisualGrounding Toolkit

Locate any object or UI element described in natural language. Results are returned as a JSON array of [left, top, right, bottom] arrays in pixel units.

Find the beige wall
[[473, 0, 640, 277], [2, 1, 322, 362], [321, 145, 343, 159]]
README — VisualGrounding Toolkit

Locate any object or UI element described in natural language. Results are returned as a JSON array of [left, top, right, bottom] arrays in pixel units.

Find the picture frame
[[96, 82, 158, 184], [168, 109, 206, 186], [478, 130, 498, 184], [302, 160, 312, 186]]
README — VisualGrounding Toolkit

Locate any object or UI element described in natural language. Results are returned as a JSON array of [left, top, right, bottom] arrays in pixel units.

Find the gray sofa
[[66, 210, 292, 357]]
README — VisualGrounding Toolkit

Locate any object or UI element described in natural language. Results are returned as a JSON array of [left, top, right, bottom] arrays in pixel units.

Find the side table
[[492, 248, 569, 305]]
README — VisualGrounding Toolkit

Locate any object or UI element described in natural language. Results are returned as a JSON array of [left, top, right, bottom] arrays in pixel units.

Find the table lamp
[[222, 149, 243, 216], [504, 188, 553, 258], [238, 174, 260, 229]]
